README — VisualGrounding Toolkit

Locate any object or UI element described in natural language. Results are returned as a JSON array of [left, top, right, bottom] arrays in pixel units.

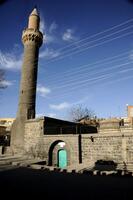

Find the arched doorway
[[58, 149, 67, 168], [48, 140, 70, 167]]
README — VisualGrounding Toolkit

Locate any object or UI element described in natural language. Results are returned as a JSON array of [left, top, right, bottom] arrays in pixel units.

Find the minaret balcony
[[22, 28, 43, 46]]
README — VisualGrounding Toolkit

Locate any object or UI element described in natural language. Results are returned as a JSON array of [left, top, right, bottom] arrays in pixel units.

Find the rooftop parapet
[[99, 118, 120, 130]]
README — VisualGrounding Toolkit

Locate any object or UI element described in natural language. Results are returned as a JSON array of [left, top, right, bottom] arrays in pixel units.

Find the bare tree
[[68, 104, 96, 122]]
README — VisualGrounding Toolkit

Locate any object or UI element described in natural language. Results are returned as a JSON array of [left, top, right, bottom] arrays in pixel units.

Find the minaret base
[[11, 118, 25, 155]]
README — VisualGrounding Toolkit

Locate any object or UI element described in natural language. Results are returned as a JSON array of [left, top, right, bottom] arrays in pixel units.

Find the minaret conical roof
[[28, 6, 40, 30], [30, 7, 39, 16]]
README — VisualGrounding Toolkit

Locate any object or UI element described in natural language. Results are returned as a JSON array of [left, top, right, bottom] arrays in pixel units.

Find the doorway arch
[[48, 140, 70, 167]]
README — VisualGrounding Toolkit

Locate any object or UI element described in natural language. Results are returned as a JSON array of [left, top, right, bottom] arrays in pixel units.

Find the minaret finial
[[28, 6, 40, 29], [30, 7, 39, 16]]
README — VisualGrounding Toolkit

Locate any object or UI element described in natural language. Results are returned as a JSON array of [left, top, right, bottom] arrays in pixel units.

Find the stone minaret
[[11, 8, 43, 153]]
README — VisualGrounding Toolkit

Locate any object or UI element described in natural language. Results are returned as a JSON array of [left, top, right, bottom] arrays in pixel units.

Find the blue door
[[58, 149, 67, 168]]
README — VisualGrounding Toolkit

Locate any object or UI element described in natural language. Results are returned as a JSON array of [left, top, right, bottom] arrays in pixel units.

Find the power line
[[51, 61, 133, 90], [45, 55, 129, 84], [36, 19, 133, 99], [44, 30, 133, 65], [47, 24, 133, 61], [44, 50, 130, 80], [43, 17, 133, 59], [47, 58, 132, 87], [46, 62, 133, 99]]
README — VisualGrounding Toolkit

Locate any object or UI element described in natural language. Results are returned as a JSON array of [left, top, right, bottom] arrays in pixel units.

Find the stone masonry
[[24, 118, 79, 166], [22, 117, 133, 168], [8, 8, 133, 169], [11, 8, 43, 154]]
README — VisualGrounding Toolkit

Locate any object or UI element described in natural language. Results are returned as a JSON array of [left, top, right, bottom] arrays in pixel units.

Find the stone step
[[28, 162, 94, 173], [66, 162, 94, 173], [12, 158, 46, 167], [0, 154, 24, 161], [0, 155, 38, 166], [0, 155, 26, 165], [0, 165, 18, 172]]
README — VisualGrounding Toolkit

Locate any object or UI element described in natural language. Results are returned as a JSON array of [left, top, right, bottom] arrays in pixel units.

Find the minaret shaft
[[11, 8, 43, 153], [17, 7, 43, 121], [17, 45, 39, 120]]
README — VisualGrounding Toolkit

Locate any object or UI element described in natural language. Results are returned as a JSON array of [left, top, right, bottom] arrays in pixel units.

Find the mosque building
[[1, 8, 133, 170]]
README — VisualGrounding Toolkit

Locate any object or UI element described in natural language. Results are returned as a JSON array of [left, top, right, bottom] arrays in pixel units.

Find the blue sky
[[0, 0, 133, 119]]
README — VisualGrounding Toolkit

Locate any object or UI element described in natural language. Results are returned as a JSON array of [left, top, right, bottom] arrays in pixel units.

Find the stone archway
[[48, 140, 70, 167]]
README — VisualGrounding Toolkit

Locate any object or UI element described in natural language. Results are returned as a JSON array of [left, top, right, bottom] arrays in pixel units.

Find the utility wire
[[44, 30, 133, 65], [49, 63, 133, 99], [46, 24, 133, 61], [43, 17, 133, 59], [45, 55, 130, 84], [51, 61, 133, 90]]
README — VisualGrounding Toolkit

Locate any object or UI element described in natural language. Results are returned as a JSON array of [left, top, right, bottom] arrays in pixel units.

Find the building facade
[[6, 8, 133, 169]]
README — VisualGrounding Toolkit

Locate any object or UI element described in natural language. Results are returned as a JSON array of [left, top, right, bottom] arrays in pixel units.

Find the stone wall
[[82, 132, 133, 165], [24, 119, 44, 157], [24, 118, 133, 167], [24, 119, 79, 165], [41, 135, 79, 166]]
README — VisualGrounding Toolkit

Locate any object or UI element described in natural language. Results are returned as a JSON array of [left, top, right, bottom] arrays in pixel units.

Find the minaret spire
[[30, 6, 39, 16], [28, 7, 40, 29]]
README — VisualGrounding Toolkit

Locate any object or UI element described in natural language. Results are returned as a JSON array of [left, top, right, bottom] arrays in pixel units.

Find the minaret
[[17, 7, 43, 120], [11, 8, 43, 153]]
